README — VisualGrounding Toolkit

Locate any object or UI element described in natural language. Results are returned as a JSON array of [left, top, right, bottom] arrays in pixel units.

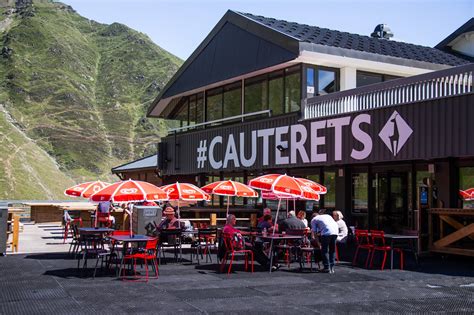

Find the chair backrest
[[370, 230, 386, 247], [145, 238, 158, 250], [355, 229, 371, 246], [198, 228, 217, 239], [287, 229, 306, 236]]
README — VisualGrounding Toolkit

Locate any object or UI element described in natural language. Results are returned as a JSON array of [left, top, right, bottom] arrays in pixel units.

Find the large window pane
[[188, 96, 196, 126], [285, 70, 301, 113], [174, 100, 188, 128], [269, 76, 283, 115], [206, 89, 222, 123], [357, 71, 383, 87], [196, 94, 204, 125], [223, 83, 241, 119], [352, 172, 368, 213], [245, 78, 267, 115], [318, 69, 336, 95], [305, 174, 320, 211], [324, 171, 336, 208], [306, 68, 315, 98]]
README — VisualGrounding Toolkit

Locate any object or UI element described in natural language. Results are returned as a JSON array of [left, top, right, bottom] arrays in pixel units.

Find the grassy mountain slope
[[0, 1, 181, 199]]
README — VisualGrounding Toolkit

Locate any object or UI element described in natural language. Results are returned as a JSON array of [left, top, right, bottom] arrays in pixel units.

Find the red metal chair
[[369, 230, 404, 270], [352, 229, 373, 268], [97, 212, 113, 227], [63, 215, 83, 244], [220, 233, 254, 274], [121, 238, 159, 282]]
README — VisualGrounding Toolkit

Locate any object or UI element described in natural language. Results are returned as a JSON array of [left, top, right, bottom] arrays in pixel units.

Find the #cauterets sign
[[161, 96, 473, 175]]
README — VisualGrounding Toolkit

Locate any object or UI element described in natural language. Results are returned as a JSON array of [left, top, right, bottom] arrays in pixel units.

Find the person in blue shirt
[[311, 209, 339, 273], [257, 214, 274, 231]]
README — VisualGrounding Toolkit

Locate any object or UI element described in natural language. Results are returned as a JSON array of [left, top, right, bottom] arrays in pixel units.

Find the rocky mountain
[[0, 0, 182, 199]]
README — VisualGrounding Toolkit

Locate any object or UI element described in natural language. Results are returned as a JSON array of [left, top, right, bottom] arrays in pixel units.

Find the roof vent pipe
[[371, 24, 394, 39]]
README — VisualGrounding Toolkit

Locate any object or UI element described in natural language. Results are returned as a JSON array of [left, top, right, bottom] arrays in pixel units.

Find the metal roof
[[111, 154, 157, 173], [241, 12, 471, 67]]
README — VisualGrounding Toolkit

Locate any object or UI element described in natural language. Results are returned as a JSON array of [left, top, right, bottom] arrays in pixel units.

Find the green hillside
[[0, 1, 181, 199]]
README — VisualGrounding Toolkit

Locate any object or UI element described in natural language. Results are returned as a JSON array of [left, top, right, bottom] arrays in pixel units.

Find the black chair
[[77, 234, 110, 278], [191, 228, 217, 264], [158, 229, 183, 264], [68, 224, 81, 258]]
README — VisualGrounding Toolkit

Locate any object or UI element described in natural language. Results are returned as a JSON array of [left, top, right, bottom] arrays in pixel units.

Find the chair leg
[[381, 251, 387, 270], [93, 255, 100, 279], [228, 252, 235, 274], [366, 249, 373, 269], [63, 222, 69, 244], [352, 246, 360, 266]]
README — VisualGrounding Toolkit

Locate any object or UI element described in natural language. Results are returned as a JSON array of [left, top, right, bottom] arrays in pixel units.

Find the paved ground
[[11, 223, 70, 254], [0, 249, 473, 314]]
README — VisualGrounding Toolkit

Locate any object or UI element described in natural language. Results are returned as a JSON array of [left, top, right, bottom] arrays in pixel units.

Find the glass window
[[285, 68, 301, 113], [318, 69, 337, 95], [352, 172, 368, 213], [244, 76, 268, 115], [305, 174, 320, 211], [188, 96, 196, 126], [357, 72, 383, 87], [269, 74, 284, 116], [306, 68, 315, 98], [223, 83, 241, 119], [196, 94, 204, 125], [206, 88, 222, 123], [324, 171, 336, 208], [174, 100, 188, 128], [460, 167, 474, 209]]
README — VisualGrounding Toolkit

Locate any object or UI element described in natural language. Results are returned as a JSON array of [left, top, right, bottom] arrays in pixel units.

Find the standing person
[[333, 210, 348, 243], [311, 210, 339, 273], [297, 210, 308, 228]]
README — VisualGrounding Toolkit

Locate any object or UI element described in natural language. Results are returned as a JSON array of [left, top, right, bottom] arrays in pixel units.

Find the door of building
[[374, 172, 408, 233]]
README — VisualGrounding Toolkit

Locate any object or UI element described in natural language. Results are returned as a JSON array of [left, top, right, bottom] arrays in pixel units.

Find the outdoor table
[[78, 227, 114, 234], [109, 234, 154, 278], [260, 234, 305, 273], [383, 234, 418, 270]]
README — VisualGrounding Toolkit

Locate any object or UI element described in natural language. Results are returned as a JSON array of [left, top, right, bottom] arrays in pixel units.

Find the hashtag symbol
[[196, 140, 207, 169]]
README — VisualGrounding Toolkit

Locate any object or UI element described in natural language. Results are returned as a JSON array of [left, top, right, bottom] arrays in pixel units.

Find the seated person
[[279, 211, 306, 233], [97, 201, 115, 227], [140, 200, 158, 206], [157, 207, 179, 230], [257, 208, 272, 224], [257, 214, 274, 232], [222, 214, 279, 271], [297, 210, 308, 228], [332, 210, 348, 243]]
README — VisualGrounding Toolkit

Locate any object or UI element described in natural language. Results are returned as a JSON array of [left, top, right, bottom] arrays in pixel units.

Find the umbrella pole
[[293, 198, 296, 212], [178, 200, 180, 227], [272, 198, 281, 236], [226, 195, 230, 217], [130, 203, 133, 237], [286, 199, 288, 216]]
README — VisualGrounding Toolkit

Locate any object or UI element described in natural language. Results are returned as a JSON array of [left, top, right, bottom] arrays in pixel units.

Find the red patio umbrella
[[249, 174, 321, 235], [90, 179, 168, 235], [64, 180, 110, 198], [294, 177, 327, 194], [160, 182, 210, 223], [460, 188, 474, 201], [201, 180, 258, 216]]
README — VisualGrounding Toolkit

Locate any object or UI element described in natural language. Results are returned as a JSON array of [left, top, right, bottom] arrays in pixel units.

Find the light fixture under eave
[[276, 144, 287, 152]]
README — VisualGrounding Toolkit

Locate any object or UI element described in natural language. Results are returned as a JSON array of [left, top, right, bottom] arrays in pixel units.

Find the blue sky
[[62, 0, 473, 60]]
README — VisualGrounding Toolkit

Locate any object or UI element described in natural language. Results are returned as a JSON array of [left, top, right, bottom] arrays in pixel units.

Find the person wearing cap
[[158, 206, 179, 230]]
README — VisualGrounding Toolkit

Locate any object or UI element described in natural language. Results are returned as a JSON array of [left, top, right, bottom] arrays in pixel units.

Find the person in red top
[[222, 214, 279, 270]]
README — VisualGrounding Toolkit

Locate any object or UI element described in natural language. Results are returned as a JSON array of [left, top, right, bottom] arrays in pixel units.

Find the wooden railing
[[428, 208, 474, 257], [303, 64, 474, 120]]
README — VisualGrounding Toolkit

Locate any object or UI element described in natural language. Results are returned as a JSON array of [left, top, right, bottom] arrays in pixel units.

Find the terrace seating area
[[1, 222, 473, 313]]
